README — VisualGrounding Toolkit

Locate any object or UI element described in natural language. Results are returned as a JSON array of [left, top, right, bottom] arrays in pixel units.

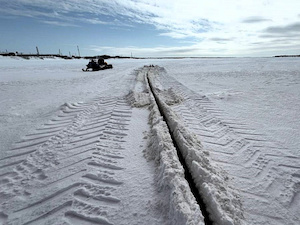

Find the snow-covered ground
[[0, 56, 299, 224]]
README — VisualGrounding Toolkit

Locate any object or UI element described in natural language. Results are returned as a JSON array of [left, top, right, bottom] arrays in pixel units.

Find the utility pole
[[36, 46, 40, 56], [59, 49, 61, 55], [77, 45, 80, 57]]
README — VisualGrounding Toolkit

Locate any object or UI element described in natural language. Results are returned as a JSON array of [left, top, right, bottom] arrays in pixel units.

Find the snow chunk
[[157, 88, 184, 106], [126, 91, 151, 108]]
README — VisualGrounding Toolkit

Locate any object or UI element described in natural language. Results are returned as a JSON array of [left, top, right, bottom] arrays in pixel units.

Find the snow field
[[0, 59, 168, 224], [1, 57, 299, 224]]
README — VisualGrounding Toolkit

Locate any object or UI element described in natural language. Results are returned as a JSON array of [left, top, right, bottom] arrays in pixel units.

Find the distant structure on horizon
[[274, 55, 300, 57], [0, 51, 133, 60]]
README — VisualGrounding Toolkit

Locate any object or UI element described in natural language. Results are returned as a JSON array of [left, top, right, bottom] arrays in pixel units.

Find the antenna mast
[[77, 46, 81, 57]]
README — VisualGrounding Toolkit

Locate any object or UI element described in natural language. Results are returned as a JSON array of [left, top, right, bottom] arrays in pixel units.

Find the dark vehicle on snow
[[82, 58, 113, 71]]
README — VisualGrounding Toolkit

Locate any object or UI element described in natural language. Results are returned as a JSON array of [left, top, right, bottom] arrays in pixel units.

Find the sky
[[0, 0, 300, 57]]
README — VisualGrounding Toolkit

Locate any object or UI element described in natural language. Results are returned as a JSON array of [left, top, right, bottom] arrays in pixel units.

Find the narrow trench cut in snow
[[146, 71, 212, 225], [144, 65, 245, 225]]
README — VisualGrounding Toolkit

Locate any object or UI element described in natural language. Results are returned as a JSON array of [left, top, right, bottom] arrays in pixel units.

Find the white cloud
[[2, 0, 300, 56], [42, 20, 79, 27], [89, 45, 205, 57], [88, 41, 268, 57], [83, 18, 108, 25]]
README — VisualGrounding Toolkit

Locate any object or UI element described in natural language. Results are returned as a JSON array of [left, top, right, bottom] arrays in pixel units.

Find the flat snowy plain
[[0, 56, 299, 224]]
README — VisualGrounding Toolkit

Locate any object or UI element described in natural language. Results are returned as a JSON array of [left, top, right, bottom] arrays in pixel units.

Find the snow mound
[[207, 90, 243, 101], [158, 88, 184, 106], [126, 91, 151, 107], [147, 97, 205, 225]]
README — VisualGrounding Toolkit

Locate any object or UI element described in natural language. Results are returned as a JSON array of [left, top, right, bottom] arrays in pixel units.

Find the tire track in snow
[[0, 97, 131, 224], [158, 70, 300, 224], [0, 103, 87, 173]]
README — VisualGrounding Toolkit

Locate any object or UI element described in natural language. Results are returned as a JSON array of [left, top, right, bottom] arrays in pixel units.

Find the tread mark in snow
[[158, 70, 300, 224], [0, 97, 132, 224]]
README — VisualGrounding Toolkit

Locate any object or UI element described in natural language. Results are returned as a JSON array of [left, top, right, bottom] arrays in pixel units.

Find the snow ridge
[[142, 68, 205, 225], [147, 91, 205, 225], [147, 66, 245, 225]]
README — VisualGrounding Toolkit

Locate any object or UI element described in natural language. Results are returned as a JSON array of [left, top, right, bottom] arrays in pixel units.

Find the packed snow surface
[[0, 56, 299, 224]]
